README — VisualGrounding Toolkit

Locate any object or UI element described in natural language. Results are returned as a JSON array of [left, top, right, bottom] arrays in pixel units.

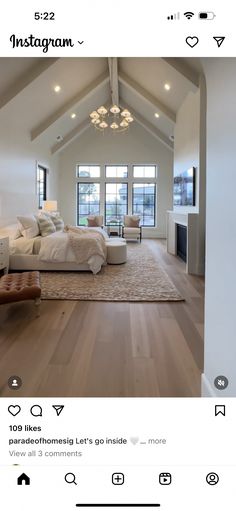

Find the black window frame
[[132, 182, 156, 227], [37, 164, 47, 209], [77, 182, 100, 226], [105, 182, 128, 226]]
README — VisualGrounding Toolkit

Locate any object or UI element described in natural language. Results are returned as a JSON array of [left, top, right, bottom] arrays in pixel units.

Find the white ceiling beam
[[120, 101, 174, 151], [162, 58, 199, 88], [0, 58, 59, 110], [51, 119, 90, 154], [119, 71, 176, 123], [108, 57, 119, 105], [31, 70, 109, 141], [51, 100, 110, 154]]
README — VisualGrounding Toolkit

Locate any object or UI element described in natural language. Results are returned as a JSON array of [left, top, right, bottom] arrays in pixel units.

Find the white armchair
[[122, 215, 142, 242]]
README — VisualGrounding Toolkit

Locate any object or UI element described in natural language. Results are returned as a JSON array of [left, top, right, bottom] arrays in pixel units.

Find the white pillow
[[51, 215, 64, 231], [17, 215, 39, 239], [37, 214, 56, 237], [40, 211, 64, 231], [0, 223, 21, 241]]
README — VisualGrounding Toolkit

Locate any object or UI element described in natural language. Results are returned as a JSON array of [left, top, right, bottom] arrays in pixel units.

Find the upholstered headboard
[[0, 192, 38, 227]]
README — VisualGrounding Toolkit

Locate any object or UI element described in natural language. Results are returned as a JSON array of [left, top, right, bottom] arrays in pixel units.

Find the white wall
[[174, 90, 200, 214], [202, 58, 236, 397], [173, 86, 206, 274], [58, 123, 173, 237], [0, 102, 58, 226]]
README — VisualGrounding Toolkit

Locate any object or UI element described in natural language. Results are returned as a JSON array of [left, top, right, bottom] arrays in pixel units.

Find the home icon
[[17, 473, 30, 486]]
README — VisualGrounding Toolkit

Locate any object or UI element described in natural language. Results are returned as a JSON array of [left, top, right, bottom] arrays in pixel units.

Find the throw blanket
[[64, 225, 107, 264]]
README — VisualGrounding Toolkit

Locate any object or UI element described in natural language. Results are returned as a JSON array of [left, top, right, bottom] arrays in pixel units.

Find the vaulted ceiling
[[0, 57, 201, 154]]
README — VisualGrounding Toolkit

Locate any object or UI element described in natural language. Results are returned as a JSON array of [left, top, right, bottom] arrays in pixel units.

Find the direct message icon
[[52, 405, 64, 416]]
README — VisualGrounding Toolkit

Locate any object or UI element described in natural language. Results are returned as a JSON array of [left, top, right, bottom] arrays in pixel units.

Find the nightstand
[[0, 236, 9, 275]]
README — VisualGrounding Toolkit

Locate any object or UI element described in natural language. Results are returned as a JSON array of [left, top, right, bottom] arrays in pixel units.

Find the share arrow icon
[[52, 405, 64, 416], [213, 37, 225, 48]]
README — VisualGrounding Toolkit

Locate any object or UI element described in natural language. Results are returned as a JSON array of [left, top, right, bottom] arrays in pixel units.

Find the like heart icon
[[8, 405, 21, 416], [186, 36, 199, 48]]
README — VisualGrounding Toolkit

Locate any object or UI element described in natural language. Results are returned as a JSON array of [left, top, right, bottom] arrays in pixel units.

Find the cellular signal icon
[[167, 12, 180, 20], [184, 11, 195, 19]]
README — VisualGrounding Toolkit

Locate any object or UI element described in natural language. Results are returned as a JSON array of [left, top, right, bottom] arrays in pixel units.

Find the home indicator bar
[[76, 505, 161, 508]]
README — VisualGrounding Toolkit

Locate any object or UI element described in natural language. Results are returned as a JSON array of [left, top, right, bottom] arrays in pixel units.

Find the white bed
[[9, 228, 108, 274]]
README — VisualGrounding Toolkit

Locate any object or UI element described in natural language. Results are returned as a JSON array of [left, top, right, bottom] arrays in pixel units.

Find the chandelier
[[90, 105, 134, 133]]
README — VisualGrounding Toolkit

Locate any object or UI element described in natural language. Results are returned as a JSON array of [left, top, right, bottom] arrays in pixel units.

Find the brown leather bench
[[0, 271, 41, 316]]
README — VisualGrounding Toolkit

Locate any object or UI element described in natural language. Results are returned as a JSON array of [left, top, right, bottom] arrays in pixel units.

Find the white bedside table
[[0, 236, 9, 275]]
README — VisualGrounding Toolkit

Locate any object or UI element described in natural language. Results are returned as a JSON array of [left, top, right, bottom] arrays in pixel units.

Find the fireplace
[[176, 223, 187, 262]]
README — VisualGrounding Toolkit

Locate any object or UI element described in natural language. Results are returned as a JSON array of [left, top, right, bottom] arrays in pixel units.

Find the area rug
[[40, 243, 183, 302]]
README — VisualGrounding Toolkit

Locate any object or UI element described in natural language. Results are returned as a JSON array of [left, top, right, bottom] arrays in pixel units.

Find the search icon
[[65, 473, 77, 485]]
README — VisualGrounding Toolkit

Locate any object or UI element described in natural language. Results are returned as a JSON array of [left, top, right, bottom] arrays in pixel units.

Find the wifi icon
[[184, 11, 195, 19]]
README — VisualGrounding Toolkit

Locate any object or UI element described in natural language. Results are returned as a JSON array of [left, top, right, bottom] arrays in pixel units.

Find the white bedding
[[10, 237, 37, 255], [10, 227, 108, 274]]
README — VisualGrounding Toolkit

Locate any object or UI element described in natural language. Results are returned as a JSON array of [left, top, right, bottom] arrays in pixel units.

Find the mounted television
[[173, 167, 196, 206]]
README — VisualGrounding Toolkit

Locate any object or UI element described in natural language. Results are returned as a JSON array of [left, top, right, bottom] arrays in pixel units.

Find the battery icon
[[199, 11, 216, 19]]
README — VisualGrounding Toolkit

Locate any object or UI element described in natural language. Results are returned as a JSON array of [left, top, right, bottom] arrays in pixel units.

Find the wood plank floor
[[0, 240, 204, 397]]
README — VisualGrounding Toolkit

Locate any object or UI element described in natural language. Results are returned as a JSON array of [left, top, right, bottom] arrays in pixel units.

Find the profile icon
[[8, 376, 22, 390]]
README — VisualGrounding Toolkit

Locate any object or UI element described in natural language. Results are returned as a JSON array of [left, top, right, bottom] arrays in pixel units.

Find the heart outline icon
[[186, 36, 199, 48], [8, 405, 21, 416], [130, 437, 139, 445]]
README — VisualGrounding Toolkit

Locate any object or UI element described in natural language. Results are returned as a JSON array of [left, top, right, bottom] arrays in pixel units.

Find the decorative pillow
[[129, 217, 140, 227], [87, 215, 103, 227], [51, 215, 64, 232], [17, 215, 39, 239], [87, 216, 98, 227], [125, 215, 140, 227], [37, 215, 56, 237], [39, 211, 64, 232], [38, 211, 59, 218], [0, 224, 22, 241]]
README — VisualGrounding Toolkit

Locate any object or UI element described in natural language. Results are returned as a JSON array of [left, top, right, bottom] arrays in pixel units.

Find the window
[[132, 183, 156, 226], [76, 163, 157, 228], [105, 165, 128, 178], [105, 183, 128, 224], [77, 183, 100, 225], [77, 165, 100, 178], [133, 165, 156, 178], [36, 164, 47, 209]]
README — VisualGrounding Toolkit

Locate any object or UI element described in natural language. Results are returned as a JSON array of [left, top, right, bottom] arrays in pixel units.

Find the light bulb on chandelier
[[89, 104, 134, 133]]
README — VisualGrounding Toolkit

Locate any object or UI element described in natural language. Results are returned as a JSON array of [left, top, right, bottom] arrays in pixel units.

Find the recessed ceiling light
[[164, 83, 171, 91], [71, 113, 76, 119], [54, 85, 61, 93], [154, 113, 160, 118]]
